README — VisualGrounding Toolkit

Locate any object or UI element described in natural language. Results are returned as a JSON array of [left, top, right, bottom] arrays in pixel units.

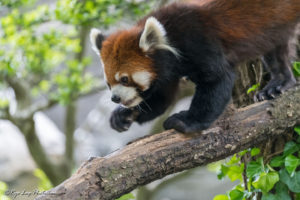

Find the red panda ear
[[90, 28, 105, 55], [139, 17, 179, 57]]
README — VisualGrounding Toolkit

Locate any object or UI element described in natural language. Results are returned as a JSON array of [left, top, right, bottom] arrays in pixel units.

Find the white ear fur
[[139, 17, 179, 57], [90, 28, 103, 55], [132, 71, 152, 91]]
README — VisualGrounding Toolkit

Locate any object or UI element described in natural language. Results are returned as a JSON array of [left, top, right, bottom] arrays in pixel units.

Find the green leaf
[[238, 149, 249, 157], [258, 183, 289, 200], [229, 189, 244, 200], [221, 164, 244, 182], [39, 80, 50, 92], [207, 161, 223, 173], [275, 181, 291, 200], [217, 170, 226, 180], [283, 141, 299, 156], [0, 99, 9, 109], [213, 194, 229, 200], [270, 156, 285, 167], [297, 136, 300, 144], [279, 169, 300, 193], [246, 161, 264, 178], [262, 193, 278, 200], [295, 126, 300, 135], [34, 169, 53, 191], [227, 154, 240, 165], [252, 172, 279, 193], [0, 181, 8, 194], [247, 83, 260, 94], [285, 155, 300, 176], [0, 181, 10, 200], [251, 148, 260, 157], [293, 62, 300, 77], [116, 193, 135, 200]]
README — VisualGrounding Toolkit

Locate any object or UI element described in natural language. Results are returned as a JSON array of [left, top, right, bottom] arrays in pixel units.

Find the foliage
[[0, 0, 35, 8], [0, 0, 155, 106], [0, 3, 96, 106], [0, 181, 10, 200], [214, 126, 300, 200], [0, 0, 156, 186], [55, 0, 155, 26], [34, 169, 53, 191], [0, 98, 9, 109], [293, 62, 300, 77], [247, 84, 260, 94], [116, 193, 135, 200]]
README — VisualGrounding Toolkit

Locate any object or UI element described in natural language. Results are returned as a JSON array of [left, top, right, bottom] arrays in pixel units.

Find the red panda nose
[[111, 95, 121, 104]]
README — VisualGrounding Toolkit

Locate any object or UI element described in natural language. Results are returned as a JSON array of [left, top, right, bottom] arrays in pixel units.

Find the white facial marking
[[120, 73, 128, 79], [115, 72, 120, 81], [90, 28, 102, 54], [132, 71, 152, 91], [111, 84, 142, 107], [139, 17, 180, 58]]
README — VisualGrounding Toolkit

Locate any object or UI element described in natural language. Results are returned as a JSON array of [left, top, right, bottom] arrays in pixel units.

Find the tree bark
[[63, 102, 77, 176], [12, 117, 66, 185], [36, 86, 300, 200]]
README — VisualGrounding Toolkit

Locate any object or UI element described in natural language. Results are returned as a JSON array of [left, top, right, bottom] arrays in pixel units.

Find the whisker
[[138, 104, 147, 113], [143, 100, 152, 111]]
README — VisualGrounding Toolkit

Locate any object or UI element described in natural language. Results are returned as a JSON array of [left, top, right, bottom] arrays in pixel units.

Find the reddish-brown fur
[[101, 28, 156, 88], [189, 0, 300, 61], [201, 1, 299, 39]]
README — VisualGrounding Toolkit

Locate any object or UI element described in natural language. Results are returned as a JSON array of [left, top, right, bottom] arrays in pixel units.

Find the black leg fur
[[255, 43, 297, 101], [164, 70, 235, 133], [110, 106, 137, 132]]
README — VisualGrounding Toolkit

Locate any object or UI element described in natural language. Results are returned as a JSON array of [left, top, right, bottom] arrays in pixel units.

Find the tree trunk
[[61, 27, 88, 177], [13, 118, 66, 185]]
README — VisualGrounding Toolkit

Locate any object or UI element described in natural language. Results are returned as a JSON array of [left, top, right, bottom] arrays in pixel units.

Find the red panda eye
[[120, 76, 129, 85]]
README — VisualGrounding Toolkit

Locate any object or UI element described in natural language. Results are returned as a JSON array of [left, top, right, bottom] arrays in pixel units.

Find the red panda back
[[187, 0, 300, 62], [200, 0, 300, 40]]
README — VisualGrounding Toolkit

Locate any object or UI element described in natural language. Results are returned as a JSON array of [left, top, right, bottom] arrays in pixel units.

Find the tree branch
[[36, 86, 300, 200], [9, 83, 106, 120]]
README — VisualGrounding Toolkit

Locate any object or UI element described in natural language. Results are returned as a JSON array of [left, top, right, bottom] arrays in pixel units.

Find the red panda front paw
[[164, 111, 210, 133], [110, 106, 136, 132]]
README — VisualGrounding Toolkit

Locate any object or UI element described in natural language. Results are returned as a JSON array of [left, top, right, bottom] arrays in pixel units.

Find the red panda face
[[93, 28, 157, 107], [90, 17, 179, 108]]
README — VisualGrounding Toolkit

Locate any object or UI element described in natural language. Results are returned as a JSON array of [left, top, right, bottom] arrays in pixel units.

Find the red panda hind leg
[[255, 42, 297, 101]]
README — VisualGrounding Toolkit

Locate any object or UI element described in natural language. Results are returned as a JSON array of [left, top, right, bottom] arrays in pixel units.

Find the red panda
[[90, 0, 300, 133]]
